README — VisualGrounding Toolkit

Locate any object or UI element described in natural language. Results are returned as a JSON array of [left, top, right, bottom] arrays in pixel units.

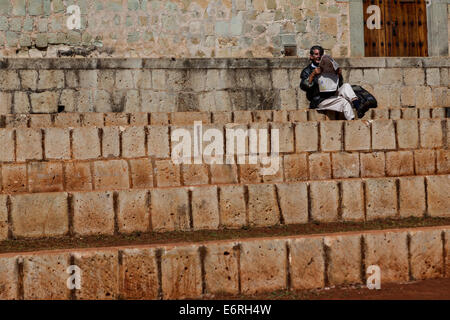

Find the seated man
[[300, 45, 366, 120]]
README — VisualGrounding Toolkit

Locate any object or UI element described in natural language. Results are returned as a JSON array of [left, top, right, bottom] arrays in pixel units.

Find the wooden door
[[363, 0, 428, 56]]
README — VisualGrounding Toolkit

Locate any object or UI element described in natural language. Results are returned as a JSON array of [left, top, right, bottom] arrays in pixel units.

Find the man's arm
[[300, 67, 321, 91]]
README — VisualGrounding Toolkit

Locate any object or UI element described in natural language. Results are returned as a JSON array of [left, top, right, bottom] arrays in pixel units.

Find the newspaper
[[318, 55, 340, 93]]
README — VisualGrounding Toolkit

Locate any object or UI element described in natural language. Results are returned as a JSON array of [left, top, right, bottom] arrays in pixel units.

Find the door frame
[[342, 0, 449, 56]]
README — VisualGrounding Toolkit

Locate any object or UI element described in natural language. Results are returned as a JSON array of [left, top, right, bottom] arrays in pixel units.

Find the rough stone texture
[[2, 163, 27, 193], [414, 150, 436, 175], [283, 153, 308, 182], [93, 160, 130, 190], [210, 164, 238, 184], [295, 122, 318, 152], [240, 239, 286, 295], [44, 128, 71, 160], [0, 195, 7, 240], [161, 245, 202, 300], [409, 230, 444, 280], [276, 182, 308, 225], [332, 152, 359, 178], [64, 162, 93, 191], [437, 150, 450, 174], [122, 126, 146, 158], [371, 120, 396, 150], [0, 129, 14, 162], [325, 235, 362, 286], [155, 160, 180, 187], [219, 185, 246, 229], [419, 120, 443, 148], [399, 177, 426, 218], [365, 178, 397, 220], [191, 186, 219, 231], [204, 243, 239, 295], [385, 151, 414, 177], [117, 190, 149, 234], [181, 164, 209, 186], [101, 127, 120, 158], [120, 248, 158, 300], [396, 120, 419, 149], [74, 250, 119, 300], [271, 123, 294, 153], [344, 121, 370, 151], [310, 180, 339, 222], [247, 184, 280, 227], [129, 158, 153, 188], [320, 121, 343, 152], [364, 231, 409, 283], [308, 153, 331, 180], [290, 237, 325, 290], [150, 188, 190, 232], [0, 256, 18, 299], [16, 128, 42, 161], [28, 161, 64, 192], [341, 180, 365, 222], [360, 152, 385, 178], [72, 127, 101, 160], [426, 175, 450, 217], [22, 253, 70, 300], [10, 192, 68, 238], [72, 191, 115, 236], [147, 125, 170, 158]]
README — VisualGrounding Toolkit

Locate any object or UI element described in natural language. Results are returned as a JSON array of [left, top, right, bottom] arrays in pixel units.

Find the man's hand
[[308, 67, 321, 83]]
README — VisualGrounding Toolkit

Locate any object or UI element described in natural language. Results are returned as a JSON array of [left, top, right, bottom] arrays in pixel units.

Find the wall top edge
[[0, 57, 448, 70]]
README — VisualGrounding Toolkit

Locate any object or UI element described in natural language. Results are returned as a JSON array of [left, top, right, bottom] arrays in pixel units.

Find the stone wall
[[0, 57, 448, 114], [0, 0, 350, 58]]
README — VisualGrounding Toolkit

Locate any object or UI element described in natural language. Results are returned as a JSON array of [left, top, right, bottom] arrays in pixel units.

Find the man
[[300, 45, 366, 119]]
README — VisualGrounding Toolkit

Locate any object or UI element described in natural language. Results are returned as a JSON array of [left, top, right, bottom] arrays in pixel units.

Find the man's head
[[309, 45, 324, 65]]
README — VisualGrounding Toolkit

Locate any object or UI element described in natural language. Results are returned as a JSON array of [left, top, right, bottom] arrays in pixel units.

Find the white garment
[[316, 83, 357, 120]]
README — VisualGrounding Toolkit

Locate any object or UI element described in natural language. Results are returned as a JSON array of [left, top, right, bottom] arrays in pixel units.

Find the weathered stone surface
[[219, 185, 246, 229], [204, 243, 239, 295], [271, 123, 294, 153], [396, 120, 419, 149], [371, 120, 396, 150], [210, 164, 238, 184], [23, 253, 70, 299], [283, 154, 308, 182], [414, 150, 436, 175], [240, 239, 286, 294], [385, 151, 414, 176], [150, 188, 190, 232], [73, 191, 114, 236], [72, 128, 101, 160], [147, 125, 170, 158], [325, 235, 362, 286], [191, 186, 219, 230], [290, 237, 325, 290], [74, 250, 119, 300], [11, 192, 68, 238], [2, 164, 27, 193], [419, 119, 443, 148], [93, 160, 129, 190], [0, 129, 15, 162], [247, 184, 280, 227], [308, 153, 331, 180], [365, 178, 397, 220], [320, 121, 343, 152], [409, 230, 444, 280], [399, 177, 426, 218], [332, 152, 359, 178], [364, 231, 409, 283], [161, 245, 202, 299], [101, 126, 120, 158], [295, 122, 318, 152], [117, 190, 149, 234], [0, 195, 7, 240], [120, 248, 158, 300], [436, 150, 450, 174], [129, 158, 153, 188], [122, 126, 146, 158], [344, 121, 370, 151], [0, 256, 18, 299], [155, 160, 180, 187], [16, 128, 42, 161], [64, 162, 92, 191], [44, 128, 71, 160], [426, 175, 450, 217], [310, 181, 339, 222], [181, 164, 209, 186], [342, 180, 365, 222], [276, 183, 308, 224], [360, 152, 385, 178], [28, 161, 64, 192]]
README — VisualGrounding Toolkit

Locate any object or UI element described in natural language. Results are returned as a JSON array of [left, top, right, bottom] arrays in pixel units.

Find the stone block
[[240, 239, 286, 294], [181, 164, 209, 186], [409, 229, 444, 280], [360, 152, 385, 178], [414, 150, 436, 175], [0, 257, 18, 299], [364, 231, 409, 283], [365, 178, 397, 220], [290, 237, 325, 290], [309, 153, 331, 180], [30, 91, 59, 113], [332, 152, 360, 178], [74, 250, 119, 300], [104, 113, 128, 126], [191, 186, 219, 231], [0, 129, 15, 162], [204, 243, 239, 295], [219, 185, 247, 229], [16, 128, 42, 161], [101, 127, 120, 158], [161, 245, 202, 299], [150, 113, 169, 125], [419, 119, 443, 148], [310, 180, 339, 222], [283, 154, 308, 182], [148, 126, 170, 158], [64, 162, 92, 191], [325, 235, 362, 286], [28, 162, 64, 193], [44, 128, 71, 160], [342, 180, 365, 222], [396, 120, 419, 149], [288, 110, 308, 122], [276, 182, 308, 224], [129, 158, 153, 188], [385, 151, 414, 176], [402, 108, 418, 119], [53, 113, 81, 127], [122, 126, 146, 158], [117, 190, 149, 234], [93, 160, 129, 190], [171, 112, 210, 126], [150, 188, 190, 232], [73, 191, 115, 236], [403, 68, 424, 85], [436, 150, 450, 174], [72, 128, 101, 160], [344, 121, 371, 151], [0, 195, 8, 240], [426, 68, 440, 86], [426, 175, 450, 217], [155, 160, 180, 187], [23, 253, 70, 300], [273, 110, 288, 122], [399, 177, 426, 218], [2, 164, 27, 193], [295, 122, 319, 152], [320, 121, 343, 152], [11, 192, 68, 238], [271, 123, 294, 153], [129, 113, 149, 126], [371, 120, 396, 150], [210, 164, 238, 184], [247, 184, 280, 227], [379, 69, 402, 85], [37, 70, 64, 90]]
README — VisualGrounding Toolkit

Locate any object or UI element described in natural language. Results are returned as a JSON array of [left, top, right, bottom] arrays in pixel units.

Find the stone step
[[1, 107, 448, 129], [1, 174, 448, 240], [0, 225, 448, 299]]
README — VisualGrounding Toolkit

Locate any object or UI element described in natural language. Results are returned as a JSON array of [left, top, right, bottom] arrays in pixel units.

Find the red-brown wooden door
[[363, 0, 428, 56]]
